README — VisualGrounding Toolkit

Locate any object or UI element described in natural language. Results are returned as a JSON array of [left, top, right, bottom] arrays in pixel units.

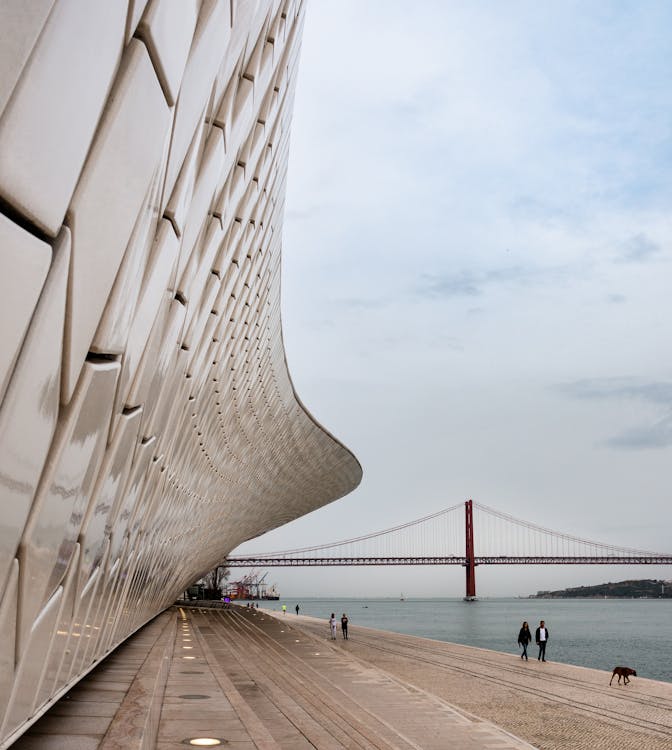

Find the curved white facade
[[0, 1, 361, 745]]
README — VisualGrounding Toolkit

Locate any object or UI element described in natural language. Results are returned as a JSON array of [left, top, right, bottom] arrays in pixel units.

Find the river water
[[262, 597, 672, 683]]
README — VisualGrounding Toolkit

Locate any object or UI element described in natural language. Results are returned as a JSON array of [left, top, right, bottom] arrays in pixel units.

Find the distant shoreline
[[529, 595, 669, 599], [530, 578, 671, 599]]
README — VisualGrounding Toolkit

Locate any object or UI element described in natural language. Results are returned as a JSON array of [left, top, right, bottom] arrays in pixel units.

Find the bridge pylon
[[464, 499, 477, 600]]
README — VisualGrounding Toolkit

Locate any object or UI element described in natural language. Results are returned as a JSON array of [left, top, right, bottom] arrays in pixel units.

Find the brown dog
[[610, 666, 637, 685]]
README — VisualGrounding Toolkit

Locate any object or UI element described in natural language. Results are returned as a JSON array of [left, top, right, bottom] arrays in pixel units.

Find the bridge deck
[[226, 555, 672, 565], [10, 606, 672, 750]]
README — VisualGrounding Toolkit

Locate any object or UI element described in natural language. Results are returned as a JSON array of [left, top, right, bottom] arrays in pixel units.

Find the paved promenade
[[284, 611, 672, 750], [10, 606, 672, 750]]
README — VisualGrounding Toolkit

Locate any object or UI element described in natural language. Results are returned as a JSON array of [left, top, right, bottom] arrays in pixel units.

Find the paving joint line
[[189, 613, 282, 750], [210, 610, 386, 750]]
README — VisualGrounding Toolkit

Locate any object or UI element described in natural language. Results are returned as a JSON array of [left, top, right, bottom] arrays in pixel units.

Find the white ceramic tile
[[211, 51, 243, 132], [56, 539, 104, 687], [123, 293, 172, 410], [180, 215, 224, 307], [63, 556, 105, 684], [126, 454, 162, 539], [90, 163, 165, 355], [127, 297, 186, 411], [0, 559, 18, 728], [184, 273, 220, 352], [163, 0, 231, 199], [137, 0, 199, 106], [100, 547, 132, 638], [32, 544, 80, 713], [63, 39, 171, 403], [242, 22, 266, 82], [79, 407, 143, 590], [231, 76, 255, 147], [231, 1, 263, 46], [69, 549, 108, 677], [114, 220, 179, 413], [248, 120, 267, 168], [256, 40, 275, 95], [0, 214, 52, 405], [138, 312, 187, 438], [145, 218, 182, 299], [82, 546, 124, 667], [214, 161, 244, 221], [230, 0, 259, 26], [0, 0, 127, 235], [126, 0, 150, 41], [176, 128, 225, 295], [153, 377, 191, 467], [213, 218, 242, 276], [143, 345, 188, 440], [17, 361, 119, 656], [106, 551, 142, 647], [163, 120, 204, 237], [0, 228, 68, 591], [0, 0, 55, 118], [2, 586, 62, 738], [108, 437, 155, 561], [186, 312, 218, 388]]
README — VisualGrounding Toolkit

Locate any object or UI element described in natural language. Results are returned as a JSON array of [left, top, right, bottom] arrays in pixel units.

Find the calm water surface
[[261, 597, 672, 683]]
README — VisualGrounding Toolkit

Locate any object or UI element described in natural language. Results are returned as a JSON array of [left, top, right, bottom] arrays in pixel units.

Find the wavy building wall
[[0, 1, 362, 745]]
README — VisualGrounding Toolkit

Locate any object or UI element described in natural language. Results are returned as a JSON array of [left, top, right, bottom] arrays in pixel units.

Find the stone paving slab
[[270, 609, 672, 750], [14, 604, 672, 750], [227, 608, 533, 750]]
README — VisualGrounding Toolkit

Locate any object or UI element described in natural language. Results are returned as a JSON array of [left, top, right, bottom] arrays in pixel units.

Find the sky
[[234, 0, 672, 597]]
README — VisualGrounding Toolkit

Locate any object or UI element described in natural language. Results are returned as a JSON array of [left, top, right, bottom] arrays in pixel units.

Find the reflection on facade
[[0, 2, 361, 745]]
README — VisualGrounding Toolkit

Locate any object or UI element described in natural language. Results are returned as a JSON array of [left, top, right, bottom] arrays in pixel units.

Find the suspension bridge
[[227, 500, 672, 599]]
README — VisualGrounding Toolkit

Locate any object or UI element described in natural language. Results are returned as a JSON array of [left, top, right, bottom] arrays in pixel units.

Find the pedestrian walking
[[517, 621, 531, 661], [282, 604, 286, 615], [329, 613, 337, 640], [341, 613, 349, 639], [535, 620, 549, 661], [295, 604, 300, 615]]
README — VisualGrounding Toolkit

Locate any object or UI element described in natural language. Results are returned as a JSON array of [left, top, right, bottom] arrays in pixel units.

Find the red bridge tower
[[464, 499, 477, 600]]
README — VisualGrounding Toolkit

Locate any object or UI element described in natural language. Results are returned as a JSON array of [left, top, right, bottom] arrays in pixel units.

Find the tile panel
[[0, 231, 69, 590], [0, 0, 126, 236], [0, 215, 51, 405], [63, 39, 171, 403]]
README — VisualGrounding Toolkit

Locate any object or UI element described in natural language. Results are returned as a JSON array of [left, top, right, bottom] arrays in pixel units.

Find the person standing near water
[[281, 604, 286, 615], [295, 604, 300, 615], [517, 621, 531, 660], [535, 620, 549, 661], [329, 613, 337, 640], [341, 613, 349, 639]]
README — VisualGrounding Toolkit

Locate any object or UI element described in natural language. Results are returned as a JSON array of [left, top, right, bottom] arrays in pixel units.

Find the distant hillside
[[532, 579, 671, 598]]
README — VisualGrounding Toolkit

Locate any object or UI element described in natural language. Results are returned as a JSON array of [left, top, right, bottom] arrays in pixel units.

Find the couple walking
[[517, 620, 549, 661], [329, 613, 349, 640]]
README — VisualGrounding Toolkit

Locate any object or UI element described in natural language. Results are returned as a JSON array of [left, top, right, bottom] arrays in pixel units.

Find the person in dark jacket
[[517, 621, 532, 660], [535, 620, 549, 661], [341, 613, 349, 639]]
